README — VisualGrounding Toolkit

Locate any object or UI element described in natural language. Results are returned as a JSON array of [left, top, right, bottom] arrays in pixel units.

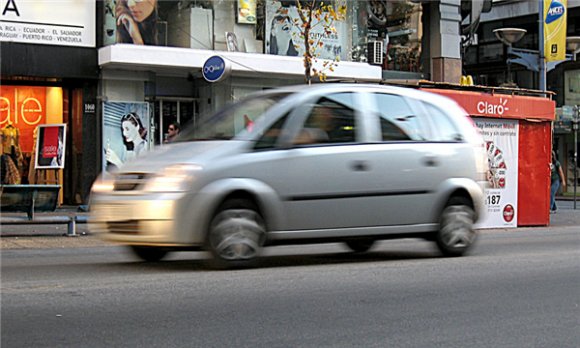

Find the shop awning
[[99, 44, 383, 82]]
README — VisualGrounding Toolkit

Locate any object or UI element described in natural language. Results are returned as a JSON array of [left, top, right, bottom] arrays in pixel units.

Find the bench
[[0, 184, 81, 236]]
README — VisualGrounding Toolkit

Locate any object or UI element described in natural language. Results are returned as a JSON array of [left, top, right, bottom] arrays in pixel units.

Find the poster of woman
[[265, 1, 348, 60], [103, 102, 150, 172], [103, 0, 159, 45], [226, 31, 240, 52], [35, 124, 66, 169]]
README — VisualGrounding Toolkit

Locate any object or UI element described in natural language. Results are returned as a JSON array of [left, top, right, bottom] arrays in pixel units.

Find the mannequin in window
[[1, 124, 22, 184], [1, 124, 23, 176]]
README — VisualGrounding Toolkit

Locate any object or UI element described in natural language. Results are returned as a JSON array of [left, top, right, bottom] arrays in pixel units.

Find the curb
[[2, 204, 579, 250]]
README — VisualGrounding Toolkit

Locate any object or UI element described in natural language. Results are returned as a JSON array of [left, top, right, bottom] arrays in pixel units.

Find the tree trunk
[[304, 25, 311, 85], [303, 7, 313, 85]]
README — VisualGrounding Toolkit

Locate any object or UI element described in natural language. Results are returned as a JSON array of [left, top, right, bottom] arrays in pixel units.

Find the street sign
[[202, 56, 231, 83]]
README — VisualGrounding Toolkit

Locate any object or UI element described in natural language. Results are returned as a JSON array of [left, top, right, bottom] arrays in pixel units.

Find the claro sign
[[0, 0, 95, 47], [477, 98, 510, 116], [423, 89, 556, 121]]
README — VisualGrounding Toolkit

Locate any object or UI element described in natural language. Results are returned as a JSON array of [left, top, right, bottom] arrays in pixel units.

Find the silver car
[[89, 84, 487, 268]]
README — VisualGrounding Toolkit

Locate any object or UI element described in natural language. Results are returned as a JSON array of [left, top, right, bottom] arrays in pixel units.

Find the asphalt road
[[2, 225, 579, 348]]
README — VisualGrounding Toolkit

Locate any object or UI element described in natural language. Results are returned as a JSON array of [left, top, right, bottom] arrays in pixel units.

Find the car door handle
[[351, 160, 370, 171], [423, 155, 439, 167]]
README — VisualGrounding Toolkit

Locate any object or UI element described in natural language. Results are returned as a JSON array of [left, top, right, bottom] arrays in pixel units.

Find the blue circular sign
[[202, 56, 230, 83]]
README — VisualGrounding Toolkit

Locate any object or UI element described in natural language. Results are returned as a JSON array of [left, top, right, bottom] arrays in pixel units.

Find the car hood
[[115, 141, 246, 173]]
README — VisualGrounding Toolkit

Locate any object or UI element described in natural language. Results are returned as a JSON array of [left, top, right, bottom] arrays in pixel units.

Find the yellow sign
[[238, 0, 257, 24], [544, 0, 567, 62]]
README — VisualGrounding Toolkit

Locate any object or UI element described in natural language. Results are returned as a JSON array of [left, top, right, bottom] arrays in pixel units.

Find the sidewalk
[[2, 200, 579, 250], [1, 206, 99, 249]]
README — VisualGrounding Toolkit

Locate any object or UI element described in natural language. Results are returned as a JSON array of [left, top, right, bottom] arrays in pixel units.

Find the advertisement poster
[[238, 0, 257, 24], [544, 0, 567, 62], [474, 118, 519, 228], [0, 0, 95, 47], [103, 0, 159, 46], [103, 102, 150, 173], [266, 1, 348, 60], [35, 124, 66, 169], [226, 32, 239, 52]]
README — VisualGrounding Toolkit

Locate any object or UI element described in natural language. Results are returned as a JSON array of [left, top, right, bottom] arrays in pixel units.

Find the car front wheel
[[436, 197, 477, 257], [207, 200, 266, 269]]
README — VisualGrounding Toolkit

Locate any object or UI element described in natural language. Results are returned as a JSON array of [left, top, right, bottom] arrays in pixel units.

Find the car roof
[[260, 83, 463, 112]]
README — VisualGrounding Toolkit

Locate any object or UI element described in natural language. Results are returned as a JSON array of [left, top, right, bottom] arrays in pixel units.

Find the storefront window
[[102, 0, 421, 72], [0, 86, 63, 185], [352, 0, 422, 72]]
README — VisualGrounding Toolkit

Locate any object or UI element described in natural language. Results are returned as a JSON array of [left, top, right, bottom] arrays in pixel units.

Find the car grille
[[107, 220, 140, 234], [113, 173, 150, 191]]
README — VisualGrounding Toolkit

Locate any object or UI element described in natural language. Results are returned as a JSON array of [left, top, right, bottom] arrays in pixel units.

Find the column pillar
[[429, 0, 462, 83]]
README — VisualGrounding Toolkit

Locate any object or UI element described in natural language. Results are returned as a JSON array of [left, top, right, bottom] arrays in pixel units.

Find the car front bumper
[[89, 193, 200, 247]]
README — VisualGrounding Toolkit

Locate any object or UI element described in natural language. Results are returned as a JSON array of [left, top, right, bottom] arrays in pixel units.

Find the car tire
[[345, 239, 375, 253], [129, 246, 168, 262], [207, 199, 266, 269], [436, 197, 477, 257]]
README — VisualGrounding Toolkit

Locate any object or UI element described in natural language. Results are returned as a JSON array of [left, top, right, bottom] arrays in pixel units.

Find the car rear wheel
[[345, 239, 375, 253], [129, 246, 168, 262], [207, 200, 266, 269], [436, 197, 477, 257]]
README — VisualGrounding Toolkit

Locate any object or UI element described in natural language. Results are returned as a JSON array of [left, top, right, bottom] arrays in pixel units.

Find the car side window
[[422, 102, 463, 142], [253, 114, 289, 150], [372, 93, 425, 141], [293, 93, 357, 145]]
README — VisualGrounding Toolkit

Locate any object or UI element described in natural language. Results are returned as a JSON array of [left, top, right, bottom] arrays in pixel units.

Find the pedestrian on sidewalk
[[164, 122, 180, 143], [550, 150, 566, 213]]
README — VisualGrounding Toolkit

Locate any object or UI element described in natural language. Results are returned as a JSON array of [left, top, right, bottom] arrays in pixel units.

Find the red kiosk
[[416, 83, 555, 227]]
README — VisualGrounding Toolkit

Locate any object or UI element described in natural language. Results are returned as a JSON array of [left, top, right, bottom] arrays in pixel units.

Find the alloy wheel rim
[[441, 206, 475, 248], [210, 210, 264, 261]]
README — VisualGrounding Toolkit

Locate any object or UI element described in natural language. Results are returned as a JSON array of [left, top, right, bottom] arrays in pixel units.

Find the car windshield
[[177, 92, 290, 142]]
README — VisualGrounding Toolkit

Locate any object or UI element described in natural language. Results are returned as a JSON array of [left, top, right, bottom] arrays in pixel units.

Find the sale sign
[[35, 124, 66, 169], [0, 86, 47, 153], [42, 126, 59, 158], [473, 118, 519, 228]]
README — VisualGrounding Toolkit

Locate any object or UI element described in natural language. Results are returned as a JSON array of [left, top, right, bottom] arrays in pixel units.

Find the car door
[[359, 91, 444, 227], [240, 91, 384, 233]]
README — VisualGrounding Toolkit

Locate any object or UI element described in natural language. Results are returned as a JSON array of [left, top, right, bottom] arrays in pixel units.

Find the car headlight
[[91, 175, 115, 193], [143, 164, 202, 193]]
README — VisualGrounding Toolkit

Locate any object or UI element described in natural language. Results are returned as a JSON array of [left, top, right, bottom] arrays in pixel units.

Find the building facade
[[463, 0, 580, 195], [2, 0, 468, 205], [0, 1, 100, 205]]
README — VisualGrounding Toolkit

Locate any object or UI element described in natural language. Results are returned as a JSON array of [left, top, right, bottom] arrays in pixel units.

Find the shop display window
[[352, 0, 422, 72], [0, 86, 63, 185]]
